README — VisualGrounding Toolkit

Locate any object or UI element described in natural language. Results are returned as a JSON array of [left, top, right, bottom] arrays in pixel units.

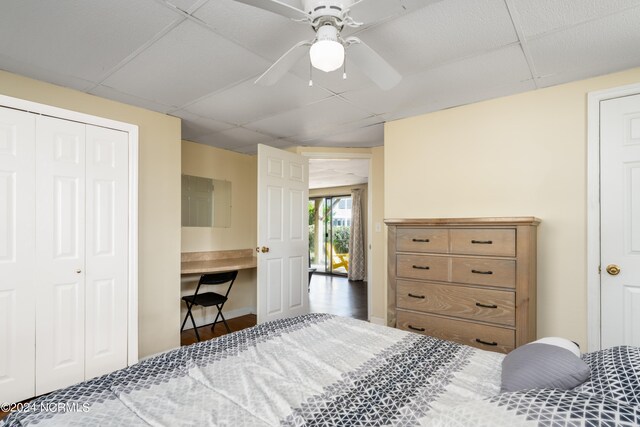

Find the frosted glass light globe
[[309, 25, 345, 72]]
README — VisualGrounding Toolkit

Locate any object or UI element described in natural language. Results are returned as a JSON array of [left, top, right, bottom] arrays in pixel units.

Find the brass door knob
[[261, 246, 270, 253], [606, 264, 621, 276]]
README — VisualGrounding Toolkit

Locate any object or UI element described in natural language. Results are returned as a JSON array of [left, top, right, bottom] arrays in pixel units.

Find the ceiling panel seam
[[503, 0, 539, 89], [155, 0, 210, 16], [87, 17, 188, 91], [381, 41, 524, 84], [522, 4, 640, 41], [286, 117, 384, 143]]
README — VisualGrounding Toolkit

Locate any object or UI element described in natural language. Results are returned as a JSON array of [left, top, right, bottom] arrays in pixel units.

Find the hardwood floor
[[180, 274, 367, 346], [309, 274, 368, 321], [180, 314, 257, 346]]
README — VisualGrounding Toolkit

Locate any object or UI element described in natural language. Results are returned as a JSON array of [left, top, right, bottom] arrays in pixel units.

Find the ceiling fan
[[232, 0, 403, 90]]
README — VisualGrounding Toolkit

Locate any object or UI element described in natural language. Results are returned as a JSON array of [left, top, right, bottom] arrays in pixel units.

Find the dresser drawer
[[396, 280, 515, 326], [396, 310, 515, 353], [397, 254, 449, 282], [451, 257, 515, 288], [450, 229, 515, 257], [397, 228, 449, 253]]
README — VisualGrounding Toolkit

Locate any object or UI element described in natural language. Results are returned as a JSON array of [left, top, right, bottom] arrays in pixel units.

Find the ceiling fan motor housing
[[303, 0, 353, 28]]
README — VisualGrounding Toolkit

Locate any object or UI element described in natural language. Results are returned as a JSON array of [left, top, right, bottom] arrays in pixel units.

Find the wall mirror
[[181, 175, 231, 228]]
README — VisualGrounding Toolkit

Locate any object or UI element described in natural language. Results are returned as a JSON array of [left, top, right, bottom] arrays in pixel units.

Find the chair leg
[[211, 308, 222, 333], [180, 301, 191, 332], [219, 310, 231, 333], [186, 303, 200, 342], [211, 302, 231, 334], [180, 313, 188, 332]]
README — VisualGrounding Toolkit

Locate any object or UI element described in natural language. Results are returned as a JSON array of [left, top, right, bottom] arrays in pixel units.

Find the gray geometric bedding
[[2, 314, 639, 426]]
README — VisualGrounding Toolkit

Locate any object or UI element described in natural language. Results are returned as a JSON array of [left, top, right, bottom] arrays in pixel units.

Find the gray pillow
[[501, 343, 590, 392]]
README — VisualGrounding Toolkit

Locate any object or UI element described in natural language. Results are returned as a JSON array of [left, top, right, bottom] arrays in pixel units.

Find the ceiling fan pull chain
[[343, 55, 347, 80]]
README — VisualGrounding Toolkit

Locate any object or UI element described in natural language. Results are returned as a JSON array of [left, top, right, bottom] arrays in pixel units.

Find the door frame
[[587, 82, 640, 352], [301, 152, 374, 323], [0, 94, 140, 365]]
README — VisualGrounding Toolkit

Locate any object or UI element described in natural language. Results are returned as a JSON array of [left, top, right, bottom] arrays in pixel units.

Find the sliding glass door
[[308, 195, 352, 275]]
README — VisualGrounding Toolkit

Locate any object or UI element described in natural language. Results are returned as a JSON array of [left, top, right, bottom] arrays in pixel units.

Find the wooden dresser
[[385, 217, 540, 353]]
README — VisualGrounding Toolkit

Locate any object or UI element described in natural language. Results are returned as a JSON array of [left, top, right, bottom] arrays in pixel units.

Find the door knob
[[76, 269, 82, 274], [606, 264, 621, 276], [261, 246, 270, 253]]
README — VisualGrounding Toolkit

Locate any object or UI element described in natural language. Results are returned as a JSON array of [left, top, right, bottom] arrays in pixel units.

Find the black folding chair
[[180, 270, 238, 342]]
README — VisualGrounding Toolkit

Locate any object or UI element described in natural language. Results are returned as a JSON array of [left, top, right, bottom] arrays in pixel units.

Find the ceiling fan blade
[[345, 37, 401, 90], [255, 40, 312, 86], [232, 0, 308, 21]]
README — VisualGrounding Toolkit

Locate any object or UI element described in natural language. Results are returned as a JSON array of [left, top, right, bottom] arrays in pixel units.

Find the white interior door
[[35, 115, 86, 395], [601, 93, 640, 348], [84, 125, 129, 380], [257, 144, 309, 323], [0, 107, 36, 403]]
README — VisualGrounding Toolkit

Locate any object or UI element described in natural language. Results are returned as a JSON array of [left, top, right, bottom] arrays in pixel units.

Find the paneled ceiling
[[2, 0, 640, 154]]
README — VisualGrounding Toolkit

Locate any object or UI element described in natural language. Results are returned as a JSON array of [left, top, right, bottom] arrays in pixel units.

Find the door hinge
[[598, 265, 601, 274]]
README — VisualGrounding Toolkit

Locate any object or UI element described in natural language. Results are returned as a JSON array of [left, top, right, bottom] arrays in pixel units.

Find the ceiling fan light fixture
[[309, 25, 344, 72]]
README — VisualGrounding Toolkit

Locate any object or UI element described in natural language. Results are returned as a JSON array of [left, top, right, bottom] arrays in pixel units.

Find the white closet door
[[84, 125, 128, 379], [35, 116, 86, 396], [0, 107, 36, 403]]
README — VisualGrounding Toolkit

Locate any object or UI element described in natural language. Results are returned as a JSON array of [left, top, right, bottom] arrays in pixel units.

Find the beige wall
[[385, 67, 640, 348], [181, 141, 257, 322], [370, 147, 385, 323], [0, 70, 181, 358]]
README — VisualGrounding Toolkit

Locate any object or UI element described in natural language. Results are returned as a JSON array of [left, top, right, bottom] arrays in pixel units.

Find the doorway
[[305, 154, 372, 322], [309, 195, 352, 275]]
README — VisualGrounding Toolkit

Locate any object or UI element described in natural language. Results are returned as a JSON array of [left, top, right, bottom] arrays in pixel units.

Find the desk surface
[[181, 249, 256, 275], [181, 256, 256, 274]]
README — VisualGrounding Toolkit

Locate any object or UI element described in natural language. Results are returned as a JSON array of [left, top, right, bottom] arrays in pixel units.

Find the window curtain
[[348, 189, 366, 281]]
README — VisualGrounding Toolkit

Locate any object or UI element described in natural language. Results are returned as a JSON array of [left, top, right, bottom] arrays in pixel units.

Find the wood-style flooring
[[180, 314, 257, 346], [309, 274, 368, 320], [180, 274, 367, 346]]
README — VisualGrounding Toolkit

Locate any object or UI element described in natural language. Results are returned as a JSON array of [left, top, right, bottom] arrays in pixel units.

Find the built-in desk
[[181, 249, 256, 274]]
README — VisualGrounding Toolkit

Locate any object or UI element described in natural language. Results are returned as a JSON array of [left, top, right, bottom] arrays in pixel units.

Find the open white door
[[600, 93, 640, 348], [257, 144, 309, 323]]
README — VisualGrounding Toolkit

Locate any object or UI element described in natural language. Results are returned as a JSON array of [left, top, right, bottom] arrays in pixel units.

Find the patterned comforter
[[2, 314, 639, 426]]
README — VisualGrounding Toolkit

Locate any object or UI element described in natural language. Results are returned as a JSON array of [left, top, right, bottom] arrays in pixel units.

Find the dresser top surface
[[384, 217, 541, 226]]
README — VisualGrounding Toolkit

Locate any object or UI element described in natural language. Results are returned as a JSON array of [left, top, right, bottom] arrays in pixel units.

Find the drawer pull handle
[[412, 265, 430, 270], [471, 269, 493, 275], [475, 302, 498, 309], [408, 325, 425, 332], [408, 293, 426, 299], [475, 338, 498, 346], [412, 238, 430, 242], [471, 240, 493, 244]]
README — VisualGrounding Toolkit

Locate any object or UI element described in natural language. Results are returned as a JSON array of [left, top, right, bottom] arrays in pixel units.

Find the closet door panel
[[35, 116, 86, 395], [85, 125, 128, 379], [0, 107, 36, 403]]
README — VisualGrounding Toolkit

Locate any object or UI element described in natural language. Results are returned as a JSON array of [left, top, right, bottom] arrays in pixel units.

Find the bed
[[2, 314, 639, 426]]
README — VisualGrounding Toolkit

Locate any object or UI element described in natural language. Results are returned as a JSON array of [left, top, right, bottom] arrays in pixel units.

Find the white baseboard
[[182, 306, 256, 331], [369, 316, 385, 326]]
